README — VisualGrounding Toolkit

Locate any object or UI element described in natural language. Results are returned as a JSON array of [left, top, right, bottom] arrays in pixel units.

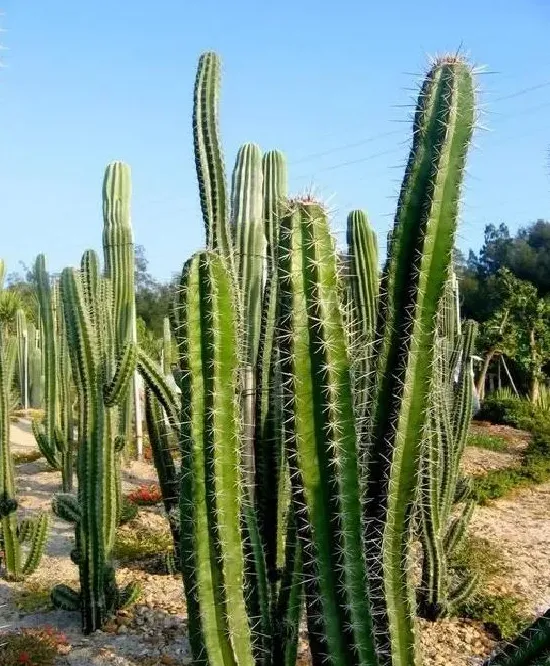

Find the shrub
[[458, 593, 530, 641], [127, 484, 163, 506], [467, 431, 509, 452], [114, 522, 173, 562], [12, 450, 43, 465], [119, 497, 139, 525], [476, 390, 537, 431], [0, 627, 67, 666], [12, 580, 53, 613]]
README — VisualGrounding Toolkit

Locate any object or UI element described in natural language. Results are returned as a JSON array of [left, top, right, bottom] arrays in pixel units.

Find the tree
[[134, 245, 177, 337]]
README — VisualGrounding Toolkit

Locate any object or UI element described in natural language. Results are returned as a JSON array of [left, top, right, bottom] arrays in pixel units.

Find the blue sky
[[1, 0, 550, 281]]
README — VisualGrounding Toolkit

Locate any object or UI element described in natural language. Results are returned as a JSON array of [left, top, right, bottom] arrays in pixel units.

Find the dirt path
[[1, 420, 550, 665]]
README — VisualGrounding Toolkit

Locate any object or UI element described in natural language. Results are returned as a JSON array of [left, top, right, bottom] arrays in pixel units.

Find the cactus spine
[[53, 251, 138, 633]]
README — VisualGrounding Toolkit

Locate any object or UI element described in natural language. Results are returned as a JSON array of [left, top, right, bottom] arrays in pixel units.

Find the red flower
[[18, 652, 32, 664]]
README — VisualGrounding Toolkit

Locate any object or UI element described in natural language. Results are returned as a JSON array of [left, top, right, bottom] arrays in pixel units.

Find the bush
[[0, 627, 67, 666], [127, 484, 163, 506], [476, 391, 537, 431], [114, 522, 173, 562], [458, 593, 530, 641]]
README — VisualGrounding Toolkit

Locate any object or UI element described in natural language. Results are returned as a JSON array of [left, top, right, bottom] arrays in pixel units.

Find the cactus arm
[[364, 58, 475, 664], [137, 348, 179, 429], [278, 200, 377, 666], [144, 388, 181, 568], [193, 52, 232, 260], [22, 513, 50, 576], [104, 342, 137, 407]]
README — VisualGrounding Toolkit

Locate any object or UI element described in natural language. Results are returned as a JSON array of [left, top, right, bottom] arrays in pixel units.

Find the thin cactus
[[162, 316, 172, 376], [16, 309, 28, 408], [193, 52, 233, 263], [0, 320, 49, 581], [346, 209, 379, 413], [418, 296, 479, 620]]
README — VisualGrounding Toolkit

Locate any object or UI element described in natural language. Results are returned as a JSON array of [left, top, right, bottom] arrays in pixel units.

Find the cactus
[[346, 210, 379, 413], [278, 199, 378, 665], [0, 309, 49, 580], [177, 250, 256, 665], [102, 161, 139, 454], [418, 300, 479, 620], [144, 388, 180, 570], [16, 309, 28, 408], [483, 610, 550, 665], [32, 255, 74, 490], [193, 51, 233, 264], [360, 56, 475, 666], [52, 251, 138, 633]]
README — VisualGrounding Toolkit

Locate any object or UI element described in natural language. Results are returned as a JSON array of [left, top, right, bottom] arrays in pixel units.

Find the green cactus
[[346, 210, 379, 412], [32, 255, 74, 490], [0, 321, 49, 580], [418, 299, 479, 620], [194, 52, 233, 264], [162, 316, 172, 375], [144, 388, 180, 570], [277, 199, 378, 666], [102, 160, 138, 454], [483, 610, 550, 665], [16, 308, 28, 408], [178, 250, 256, 665], [52, 251, 138, 633]]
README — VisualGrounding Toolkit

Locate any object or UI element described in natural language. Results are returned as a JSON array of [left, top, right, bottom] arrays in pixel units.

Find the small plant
[[127, 484, 162, 506], [0, 626, 68, 666], [459, 592, 530, 641], [477, 390, 537, 431], [471, 425, 550, 503], [467, 431, 510, 452], [113, 522, 173, 562], [11, 450, 43, 465], [13, 579, 54, 613]]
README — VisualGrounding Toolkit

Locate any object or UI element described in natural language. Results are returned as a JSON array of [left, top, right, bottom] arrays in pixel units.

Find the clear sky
[[1, 0, 550, 281]]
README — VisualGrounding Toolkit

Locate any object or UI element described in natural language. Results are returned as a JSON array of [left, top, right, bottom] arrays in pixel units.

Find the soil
[[1, 419, 549, 666]]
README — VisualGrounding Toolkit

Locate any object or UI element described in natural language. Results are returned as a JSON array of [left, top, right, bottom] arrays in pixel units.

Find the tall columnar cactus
[[52, 251, 139, 633], [162, 316, 172, 375], [177, 250, 256, 665], [346, 210, 379, 412], [362, 56, 475, 665], [0, 323, 49, 581], [32, 255, 74, 491], [102, 161, 138, 452], [278, 199, 379, 666], [418, 307, 479, 620], [28, 324, 43, 409], [16, 309, 28, 408]]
